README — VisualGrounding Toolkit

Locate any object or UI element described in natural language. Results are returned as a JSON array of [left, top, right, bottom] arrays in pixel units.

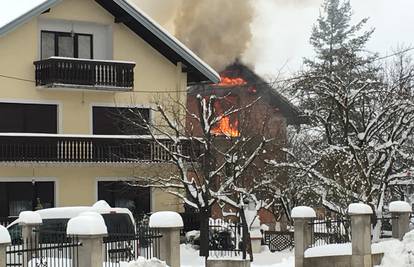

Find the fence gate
[[264, 231, 294, 252]]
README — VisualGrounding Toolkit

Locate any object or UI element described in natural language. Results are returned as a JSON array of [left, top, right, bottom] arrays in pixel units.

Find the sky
[[1, 0, 412, 78], [137, 0, 414, 78]]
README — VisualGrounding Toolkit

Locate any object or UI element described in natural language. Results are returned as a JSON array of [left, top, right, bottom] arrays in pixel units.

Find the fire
[[212, 116, 239, 137], [216, 76, 247, 87], [211, 96, 240, 137]]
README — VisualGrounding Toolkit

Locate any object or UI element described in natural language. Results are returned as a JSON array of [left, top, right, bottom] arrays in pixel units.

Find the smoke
[[133, 0, 254, 71], [174, 0, 254, 71]]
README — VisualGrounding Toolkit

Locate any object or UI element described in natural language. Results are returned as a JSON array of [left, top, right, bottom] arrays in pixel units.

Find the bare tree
[[119, 91, 276, 258]]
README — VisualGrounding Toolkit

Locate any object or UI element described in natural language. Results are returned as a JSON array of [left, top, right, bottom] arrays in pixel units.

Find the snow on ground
[[180, 244, 294, 267], [120, 257, 167, 267], [375, 230, 414, 267]]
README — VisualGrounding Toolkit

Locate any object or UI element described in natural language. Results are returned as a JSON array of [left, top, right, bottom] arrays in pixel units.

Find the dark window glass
[[57, 35, 74, 57], [0, 182, 55, 218], [78, 35, 92, 59], [98, 181, 150, 216], [41, 31, 93, 59], [0, 103, 57, 133], [41, 32, 55, 59], [93, 107, 150, 135]]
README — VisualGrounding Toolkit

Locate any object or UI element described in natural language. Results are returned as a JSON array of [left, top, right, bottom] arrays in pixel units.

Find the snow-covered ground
[[180, 244, 294, 267]]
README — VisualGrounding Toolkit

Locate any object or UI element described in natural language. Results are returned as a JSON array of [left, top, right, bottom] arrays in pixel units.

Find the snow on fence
[[208, 219, 246, 258]]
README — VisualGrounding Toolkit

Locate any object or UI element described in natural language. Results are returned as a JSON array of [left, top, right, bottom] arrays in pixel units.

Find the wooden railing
[[34, 57, 135, 90], [0, 134, 194, 163]]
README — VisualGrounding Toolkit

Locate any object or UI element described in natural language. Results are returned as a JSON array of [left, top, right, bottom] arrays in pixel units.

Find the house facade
[[0, 0, 219, 221], [186, 62, 304, 227]]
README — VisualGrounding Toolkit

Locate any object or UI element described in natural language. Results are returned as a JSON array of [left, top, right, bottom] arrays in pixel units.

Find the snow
[[0, 0, 46, 28], [305, 243, 351, 258], [180, 244, 294, 267], [66, 212, 107, 236], [149, 211, 183, 228], [375, 230, 414, 266], [0, 225, 11, 244], [92, 200, 112, 210], [49, 56, 136, 65], [348, 203, 373, 215], [18, 211, 42, 225], [389, 201, 412, 213], [291, 206, 316, 218], [120, 257, 168, 267]]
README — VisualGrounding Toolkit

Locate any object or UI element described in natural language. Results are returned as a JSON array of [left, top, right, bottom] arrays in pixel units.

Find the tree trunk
[[239, 208, 253, 261], [199, 209, 211, 257]]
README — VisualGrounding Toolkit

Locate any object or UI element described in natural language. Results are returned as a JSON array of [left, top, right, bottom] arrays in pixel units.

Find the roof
[[189, 62, 307, 125], [0, 0, 220, 85]]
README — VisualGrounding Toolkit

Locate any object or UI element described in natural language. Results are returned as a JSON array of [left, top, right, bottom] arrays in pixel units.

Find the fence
[[264, 231, 294, 252], [309, 217, 350, 247], [104, 228, 162, 267], [0, 218, 14, 227], [6, 232, 81, 267], [208, 220, 245, 258]]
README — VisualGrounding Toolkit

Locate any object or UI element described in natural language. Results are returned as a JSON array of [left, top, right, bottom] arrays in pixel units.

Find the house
[[0, 0, 219, 222], [186, 62, 305, 227]]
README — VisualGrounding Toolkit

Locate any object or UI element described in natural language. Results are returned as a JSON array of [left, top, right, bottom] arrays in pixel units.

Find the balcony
[[0, 133, 194, 163], [34, 57, 135, 91]]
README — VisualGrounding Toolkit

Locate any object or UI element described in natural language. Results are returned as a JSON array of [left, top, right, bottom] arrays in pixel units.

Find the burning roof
[[188, 62, 306, 126]]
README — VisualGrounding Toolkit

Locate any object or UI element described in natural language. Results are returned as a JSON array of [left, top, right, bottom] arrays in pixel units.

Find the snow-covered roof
[[0, 0, 220, 84]]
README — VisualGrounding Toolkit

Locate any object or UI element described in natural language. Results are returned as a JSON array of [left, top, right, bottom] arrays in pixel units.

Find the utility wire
[[1, 47, 413, 90]]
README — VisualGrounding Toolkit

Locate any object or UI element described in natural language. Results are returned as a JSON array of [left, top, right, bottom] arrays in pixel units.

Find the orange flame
[[211, 95, 240, 137], [216, 76, 247, 87], [212, 116, 240, 137]]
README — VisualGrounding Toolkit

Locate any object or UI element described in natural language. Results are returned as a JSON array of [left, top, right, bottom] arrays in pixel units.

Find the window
[[41, 31, 93, 59], [93, 107, 150, 135], [98, 181, 150, 216], [0, 182, 55, 219], [0, 103, 57, 133]]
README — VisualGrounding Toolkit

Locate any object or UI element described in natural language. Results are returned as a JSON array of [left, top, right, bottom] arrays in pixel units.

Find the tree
[[119, 92, 274, 258], [268, 0, 414, 239]]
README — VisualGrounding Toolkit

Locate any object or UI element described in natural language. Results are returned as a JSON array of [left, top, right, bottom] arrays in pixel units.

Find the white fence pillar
[[291, 206, 316, 267], [149, 211, 183, 267], [66, 212, 108, 267], [348, 203, 373, 267], [389, 201, 412, 240]]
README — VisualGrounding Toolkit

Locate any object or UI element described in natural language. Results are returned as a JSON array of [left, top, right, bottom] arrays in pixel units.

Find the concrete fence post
[[149, 211, 183, 267], [389, 201, 412, 240], [0, 226, 11, 267], [291, 206, 316, 267], [66, 212, 108, 267], [348, 203, 373, 267], [18, 211, 42, 267]]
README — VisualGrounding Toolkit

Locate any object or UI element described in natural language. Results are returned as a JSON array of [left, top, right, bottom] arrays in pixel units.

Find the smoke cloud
[[133, 0, 254, 71], [174, 0, 254, 71]]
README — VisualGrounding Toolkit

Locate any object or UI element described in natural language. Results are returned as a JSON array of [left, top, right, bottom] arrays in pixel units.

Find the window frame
[[40, 30, 94, 59]]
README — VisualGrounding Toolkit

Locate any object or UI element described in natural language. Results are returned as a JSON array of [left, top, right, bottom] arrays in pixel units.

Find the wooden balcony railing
[[0, 134, 194, 163], [34, 57, 135, 90]]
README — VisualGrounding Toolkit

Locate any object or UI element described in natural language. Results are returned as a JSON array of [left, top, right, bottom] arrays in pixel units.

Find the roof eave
[[0, 0, 62, 37]]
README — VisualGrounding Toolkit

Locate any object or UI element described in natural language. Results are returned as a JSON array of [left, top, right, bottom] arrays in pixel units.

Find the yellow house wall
[[0, 0, 188, 212]]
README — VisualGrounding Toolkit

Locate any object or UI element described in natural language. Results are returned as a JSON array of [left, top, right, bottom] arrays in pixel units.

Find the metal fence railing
[[208, 220, 246, 258], [104, 228, 162, 267], [309, 218, 351, 247], [6, 232, 81, 267]]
